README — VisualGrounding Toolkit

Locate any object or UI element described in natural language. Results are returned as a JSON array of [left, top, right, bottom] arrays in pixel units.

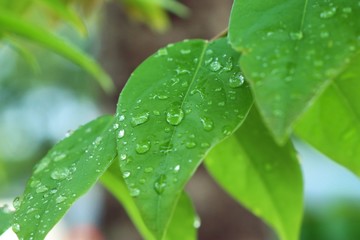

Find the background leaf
[[115, 38, 253, 239], [228, 0, 360, 142], [0, 206, 13, 235], [101, 163, 197, 240], [296, 53, 360, 176], [205, 107, 303, 240], [0, 10, 114, 92], [13, 115, 117, 239]]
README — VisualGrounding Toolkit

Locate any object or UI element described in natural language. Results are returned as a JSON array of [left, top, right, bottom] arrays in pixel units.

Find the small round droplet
[[136, 140, 151, 154], [51, 168, 70, 180], [36, 185, 48, 193], [131, 112, 150, 127], [118, 129, 125, 139], [120, 154, 127, 161], [144, 167, 153, 173], [166, 106, 184, 126], [174, 165, 181, 173], [154, 174, 167, 195], [56, 195, 67, 204], [289, 31, 303, 40], [185, 141, 197, 149], [320, 7, 337, 18], [193, 216, 201, 228], [209, 59, 222, 72], [130, 188, 141, 197], [12, 223, 21, 233], [113, 123, 119, 130], [222, 126, 232, 136], [123, 171, 131, 179], [229, 72, 245, 88], [200, 117, 214, 131]]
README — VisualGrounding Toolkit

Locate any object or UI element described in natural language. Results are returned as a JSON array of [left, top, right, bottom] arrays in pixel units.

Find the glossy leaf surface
[[229, 0, 360, 142], [13, 116, 117, 239], [0, 10, 113, 92], [0, 206, 13, 235], [115, 38, 253, 239], [101, 163, 197, 240], [296, 53, 360, 176], [206, 107, 303, 240]]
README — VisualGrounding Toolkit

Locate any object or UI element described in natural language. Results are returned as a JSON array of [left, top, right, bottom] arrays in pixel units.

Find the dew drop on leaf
[[36, 185, 48, 193], [154, 174, 167, 195], [185, 141, 197, 149], [131, 112, 150, 127], [229, 72, 245, 88], [123, 171, 131, 179], [200, 116, 214, 131], [166, 106, 185, 126], [118, 129, 125, 139], [12, 223, 21, 233], [289, 31, 303, 40], [55, 195, 67, 204], [136, 140, 151, 154], [130, 188, 141, 197], [222, 126, 232, 136], [209, 58, 222, 72], [53, 153, 66, 162], [320, 7, 337, 18], [50, 168, 71, 180], [174, 165, 181, 173], [13, 197, 22, 209], [144, 167, 153, 173]]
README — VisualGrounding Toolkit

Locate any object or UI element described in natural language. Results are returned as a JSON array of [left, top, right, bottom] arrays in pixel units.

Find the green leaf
[[0, 10, 114, 92], [296, 52, 360, 176], [13, 115, 117, 239], [229, 0, 360, 142], [101, 163, 197, 240], [0, 206, 13, 235], [115, 38, 253, 239], [205, 107, 303, 240]]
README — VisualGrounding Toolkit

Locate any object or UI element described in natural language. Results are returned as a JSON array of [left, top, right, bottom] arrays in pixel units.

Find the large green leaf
[[101, 163, 197, 240], [296, 53, 360, 176], [0, 10, 113, 92], [0, 206, 13, 235], [115, 38, 253, 239], [13, 115, 117, 239], [205, 107, 303, 240], [229, 0, 360, 142]]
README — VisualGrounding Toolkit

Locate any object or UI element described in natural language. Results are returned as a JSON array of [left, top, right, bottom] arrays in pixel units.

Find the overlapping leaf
[[205, 107, 303, 240], [296, 53, 360, 176], [229, 0, 360, 142], [0, 10, 113, 92], [115, 38, 253, 239], [0, 206, 13, 235], [13, 115, 117, 239], [101, 163, 197, 240]]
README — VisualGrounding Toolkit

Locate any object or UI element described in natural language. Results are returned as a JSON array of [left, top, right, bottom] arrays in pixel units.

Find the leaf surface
[[0, 10, 113, 92], [229, 0, 360, 142], [0, 206, 13, 235], [115, 38, 253, 239], [101, 163, 197, 240], [205, 107, 303, 240], [13, 115, 117, 239], [296, 53, 360, 176]]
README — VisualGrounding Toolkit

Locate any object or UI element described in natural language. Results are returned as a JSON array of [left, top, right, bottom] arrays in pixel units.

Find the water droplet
[[131, 112, 150, 127], [222, 126, 232, 136], [55, 195, 67, 204], [35, 215, 40, 219], [51, 168, 70, 180], [223, 57, 233, 71], [185, 141, 197, 149], [120, 154, 127, 161], [93, 136, 102, 146], [320, 7, 337, 18], [144, 167, 153, 173], [113, 123, 119, 130], [118, 129, 125, 139], [320, 31, 329, 38], [174, 165, 181, 173], [136, 140, 151, 154], [229, 72, 245, 88], [13, 197, 22, 209], [200, 116, 214, 131], [119, 115, 125, 121], [36, 185, 48, 193], [193, 216, 201, 228], [166, 106, 184, 126], [12, 223, 21, 233], [289, 31, 303, 40], [123, 171, 131, 179], [201, 142, 210, 148], [180, 49, 191, 54], [157, 48, 168, 57], [209, 58, 222, 72], [130, 188, 140, 197], [342, 7, 352, 13], [154, 174, 167, 195], [54, 153, 66, 162]]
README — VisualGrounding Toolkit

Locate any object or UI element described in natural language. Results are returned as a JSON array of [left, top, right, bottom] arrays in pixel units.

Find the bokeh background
[[1, 1, 360, 239]]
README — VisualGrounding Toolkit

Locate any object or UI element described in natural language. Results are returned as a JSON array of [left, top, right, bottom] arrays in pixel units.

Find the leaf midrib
[[154, 41, 209, 239]]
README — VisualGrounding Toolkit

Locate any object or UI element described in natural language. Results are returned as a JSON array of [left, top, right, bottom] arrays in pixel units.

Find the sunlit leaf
[[115, 38, 253, 239], [13, 116, 117, 239], [101, 163, 197, 240], [0, 205, 13, 235], [0, 10, 114, 92], [296, 53, 360, 176], [229, 0, 360, 142], [206, 107, 303, 240]]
